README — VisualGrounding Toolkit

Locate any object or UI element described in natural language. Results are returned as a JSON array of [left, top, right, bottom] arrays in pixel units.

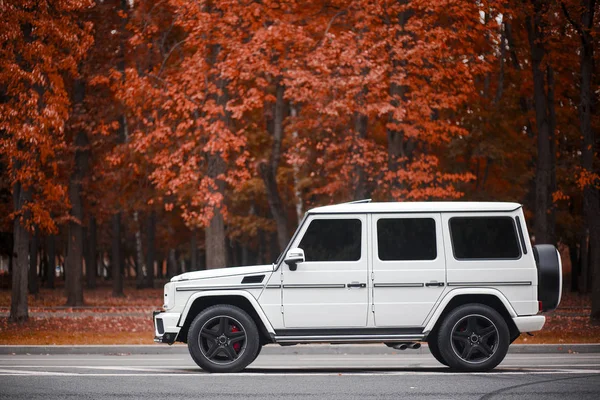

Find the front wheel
[[437, 304, 509, 372], [188, 304, 260, 373]]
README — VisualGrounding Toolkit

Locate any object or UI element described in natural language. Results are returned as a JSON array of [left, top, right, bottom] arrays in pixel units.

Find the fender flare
[[422, 288, 518, 334], [178, 290, 275, 334]]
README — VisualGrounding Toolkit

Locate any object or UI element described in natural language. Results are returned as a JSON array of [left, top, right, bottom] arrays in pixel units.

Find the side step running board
[[273, 334, 425, 344]]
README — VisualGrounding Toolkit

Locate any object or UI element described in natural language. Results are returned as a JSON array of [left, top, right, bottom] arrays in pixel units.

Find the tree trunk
[[65, 127, 88, 306], [156, 256, 163, 280], [111, 212, 124, 297], [505, 20, 535, 137], [241, 244, 249, 266], [10, 183, 30, 322], [133, 211, 146, 288], [39, 246, 47, 286], [167, 248, 177, 279], [8, 248, 13, 278], [46, 234, 55, 289], [190, 229, 198, 271], [86, 216, 97, 289], [205, 169, 227, 270], [386, 80, 406, 199], [353, 112, 368, 200], [260, 82, 289, 252], [569, 240, 580, 292], [290, 104, 303, 224], [109, 0, 129, 297], [580, 231, 590, 292], [547, 65, 557, 242], [526, 1, 555, 245], [201, 40, 229, 270], [144, 211, 155, 288], [575, 0, 600, 321], [28, 229, 39, 295]]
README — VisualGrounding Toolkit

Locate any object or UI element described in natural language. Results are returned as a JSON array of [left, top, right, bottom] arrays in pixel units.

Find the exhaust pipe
[[390, 342, 421, 350]]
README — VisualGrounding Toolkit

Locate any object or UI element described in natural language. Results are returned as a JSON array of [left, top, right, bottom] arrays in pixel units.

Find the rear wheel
[[188, 305, 260, 373], [437, 304, 509, 372]]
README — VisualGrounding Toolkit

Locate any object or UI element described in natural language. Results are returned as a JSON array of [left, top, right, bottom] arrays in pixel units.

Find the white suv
[[153, 201, 562, 372]]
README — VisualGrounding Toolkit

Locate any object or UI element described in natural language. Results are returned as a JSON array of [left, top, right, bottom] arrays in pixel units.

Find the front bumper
[[513, 315, 545, 333], [153, 311, 181, 344]]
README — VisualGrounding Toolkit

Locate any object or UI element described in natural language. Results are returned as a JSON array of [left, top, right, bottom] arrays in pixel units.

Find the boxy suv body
[[153, 201, 562, 372]]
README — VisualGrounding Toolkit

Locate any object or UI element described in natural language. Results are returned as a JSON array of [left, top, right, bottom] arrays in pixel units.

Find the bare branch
[[560, 1, 585, 40], [157, 38, 187, 77]]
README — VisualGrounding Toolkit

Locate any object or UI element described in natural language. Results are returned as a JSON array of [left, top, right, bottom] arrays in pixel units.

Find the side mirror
[[284, 248, 305, 271]]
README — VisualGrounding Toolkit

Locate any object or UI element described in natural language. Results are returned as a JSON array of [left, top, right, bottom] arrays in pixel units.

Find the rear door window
[[377, 218, 437, 261]]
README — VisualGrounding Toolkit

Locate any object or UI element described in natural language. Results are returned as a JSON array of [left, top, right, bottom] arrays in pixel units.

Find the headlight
[[163, 282, 175, 310]]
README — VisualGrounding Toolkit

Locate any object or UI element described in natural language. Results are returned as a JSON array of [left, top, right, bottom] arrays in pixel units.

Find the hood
[[170, 264, 274, 282]]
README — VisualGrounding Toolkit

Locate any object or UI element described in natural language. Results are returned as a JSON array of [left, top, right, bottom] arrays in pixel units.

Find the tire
[[534, 244, 562, 311], [427, 332, 448, 366], [437, 304, 509, 372], [253, 344, 263, 362], [187, 304, 260, 373]]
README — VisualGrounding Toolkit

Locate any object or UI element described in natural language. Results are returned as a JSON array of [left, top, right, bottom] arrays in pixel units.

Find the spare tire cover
[[533, 244, 562, 312]]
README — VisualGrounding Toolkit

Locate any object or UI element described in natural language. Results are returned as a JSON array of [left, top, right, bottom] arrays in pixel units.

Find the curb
[[1, 343, 598, 356]]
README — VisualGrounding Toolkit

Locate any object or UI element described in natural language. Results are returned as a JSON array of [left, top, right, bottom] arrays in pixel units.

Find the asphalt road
[[1, 348, 599, 399]]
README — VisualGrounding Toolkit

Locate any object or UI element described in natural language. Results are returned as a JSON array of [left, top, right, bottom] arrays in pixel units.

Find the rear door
[[371, 213, 446, 327]]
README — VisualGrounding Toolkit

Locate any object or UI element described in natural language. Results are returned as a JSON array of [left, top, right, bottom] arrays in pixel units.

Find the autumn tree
[[0, 0, 93, 318], [560, 0, 600, 319], [3, 0, 598, 316]]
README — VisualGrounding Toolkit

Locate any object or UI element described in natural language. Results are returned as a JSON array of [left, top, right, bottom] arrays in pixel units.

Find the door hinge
[[280, 305, 284, 314]]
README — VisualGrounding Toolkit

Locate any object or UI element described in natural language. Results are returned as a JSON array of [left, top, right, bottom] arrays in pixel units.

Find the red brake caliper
[[231, 325, 241, 352]]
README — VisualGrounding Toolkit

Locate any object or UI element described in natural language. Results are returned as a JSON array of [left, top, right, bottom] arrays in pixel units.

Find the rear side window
[[377, 218, 437, 261], [299, 219, 361, 262], [450, 217, 520, 259]]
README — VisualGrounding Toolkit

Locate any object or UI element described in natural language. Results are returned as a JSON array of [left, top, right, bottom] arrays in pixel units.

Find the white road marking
[[0, 357, 186, 362], [0, 368, 74, 376], [0, 369, 599, 377]]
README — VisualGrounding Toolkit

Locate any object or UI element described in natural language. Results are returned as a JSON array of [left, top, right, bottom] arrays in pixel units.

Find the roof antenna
[[344, 199, 372, 204]]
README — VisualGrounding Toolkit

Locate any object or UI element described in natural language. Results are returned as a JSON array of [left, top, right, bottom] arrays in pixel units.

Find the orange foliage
[[0, 0, 598, 294], [0, 0, 93, 234]]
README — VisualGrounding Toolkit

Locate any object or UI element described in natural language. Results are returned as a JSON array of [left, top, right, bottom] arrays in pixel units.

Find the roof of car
[[308, 201, 522, 215]]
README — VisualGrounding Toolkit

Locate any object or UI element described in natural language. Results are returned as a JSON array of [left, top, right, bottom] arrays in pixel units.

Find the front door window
[[299, 219, 361, 262]]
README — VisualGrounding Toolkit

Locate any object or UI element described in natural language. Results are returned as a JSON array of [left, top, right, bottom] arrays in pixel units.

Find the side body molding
[[177, 290, 276, 335], [422, 288, 518, 334]]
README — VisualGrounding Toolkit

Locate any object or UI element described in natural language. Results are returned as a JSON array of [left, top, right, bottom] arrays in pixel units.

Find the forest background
[[0, 0, 599, 344]]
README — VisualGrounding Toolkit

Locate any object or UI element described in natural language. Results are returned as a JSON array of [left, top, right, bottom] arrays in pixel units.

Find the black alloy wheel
[[450, 314, 498, 363], [188, 305, 260, 373], [199, 316, 247, 364], [437, 303, 509, 372]]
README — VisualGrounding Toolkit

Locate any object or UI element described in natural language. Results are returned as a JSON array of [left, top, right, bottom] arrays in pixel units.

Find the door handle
[[347, 282, 366, 288], [425, 282, 445, 287]]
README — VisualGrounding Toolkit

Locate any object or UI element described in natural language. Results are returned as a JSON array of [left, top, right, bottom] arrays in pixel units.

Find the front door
[[371, 213, 446, 327], [281, 214, 369, 328]]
